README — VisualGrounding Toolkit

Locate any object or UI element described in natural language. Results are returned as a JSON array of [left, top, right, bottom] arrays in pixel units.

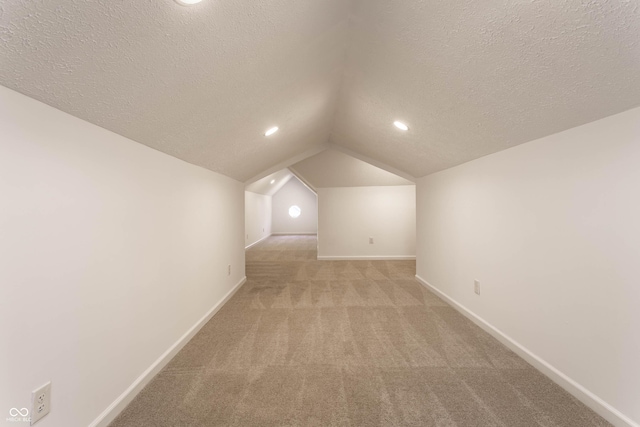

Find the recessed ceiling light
[[264, 126, 279, 137], [270, 179, 275, 184], [175, 0, 202, 5], [393, 121, 409, 131]]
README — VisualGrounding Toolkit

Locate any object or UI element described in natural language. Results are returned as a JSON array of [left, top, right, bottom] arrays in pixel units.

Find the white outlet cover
[[31, 381, 51, 425]]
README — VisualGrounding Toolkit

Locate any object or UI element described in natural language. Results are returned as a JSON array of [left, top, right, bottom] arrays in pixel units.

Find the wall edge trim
[[245, 234, 272, 249], [414, 274, 638, 427], [89, 276, 248, 427]]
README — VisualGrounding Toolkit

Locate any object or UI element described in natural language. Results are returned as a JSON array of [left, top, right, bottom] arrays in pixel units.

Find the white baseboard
[[271, 232, 317, 235], [415, 275, 638, 427], [89, 276, 247, 427], [245, 234, 271, 249], [318, 255, 416, 261]]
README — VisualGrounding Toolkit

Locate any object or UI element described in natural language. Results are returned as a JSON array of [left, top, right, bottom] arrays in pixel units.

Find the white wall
[[0, 85, 246, 427], [317, 185, 416, 259], [272, 177, 317, 234], [416, 107, 640, 427], [245, 191, 272, 247]]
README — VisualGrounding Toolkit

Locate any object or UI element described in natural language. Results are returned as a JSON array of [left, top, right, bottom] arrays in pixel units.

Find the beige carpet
[[110, 235, 610, 426]]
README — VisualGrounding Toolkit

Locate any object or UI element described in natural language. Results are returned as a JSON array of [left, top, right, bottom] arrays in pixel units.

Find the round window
[[289, 205, 301, 218]]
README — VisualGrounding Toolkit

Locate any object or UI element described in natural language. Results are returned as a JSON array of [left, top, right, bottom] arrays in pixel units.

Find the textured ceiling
[[290, 149, 413, 188], [0, 0, 349, 182], [332, 0, 640, 177], [2, 0, 640, 181]]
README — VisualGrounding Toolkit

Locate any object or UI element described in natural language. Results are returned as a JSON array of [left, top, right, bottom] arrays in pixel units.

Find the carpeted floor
[[110, 235, 610, 426]]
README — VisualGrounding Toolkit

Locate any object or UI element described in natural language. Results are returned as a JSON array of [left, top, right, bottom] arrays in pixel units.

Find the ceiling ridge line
[[325, 2, 360, 149]]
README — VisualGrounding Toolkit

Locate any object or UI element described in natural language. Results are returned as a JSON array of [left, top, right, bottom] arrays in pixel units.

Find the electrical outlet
[[369, 237, 374, 244], [228, 264, 231, 276], [31, 381, 51, 425], [474, 280, 480, 295]]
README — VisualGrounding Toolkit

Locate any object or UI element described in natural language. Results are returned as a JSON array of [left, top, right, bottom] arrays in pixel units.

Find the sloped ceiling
[[245, 169, 293, 196], [0, 0, 349, 182], [290, 149, 413, 188], [1, 0, 639, 181], [331, 0, 640, 177]]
